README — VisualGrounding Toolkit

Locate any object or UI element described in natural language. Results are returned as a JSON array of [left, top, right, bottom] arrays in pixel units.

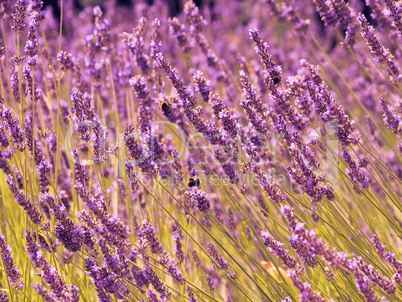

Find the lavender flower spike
[[143, 264, 172, 300], [261, 231, 297, 269], [373, 235, 402, 283], [353, 268, 380, 302], [186, 187, 210, 212], [141, 220, 163, 254], [41, 193, 84, 252], [207, 243, 228, 270], [5, 175, 42, 225], [25, 229, 77, 301], [2, 108, 25, 151], [0, 292, 9, 302], [383, 0, 402, 35], [342, 151, 370, 189], [249, 28, 281, 87], [313, 0, 337, 26], [357, 13, 400, 81], [0, 234, 24, 290], [12, 0, 28, 33], [380, 96, 401, 135], [287, 269, 326, 302]]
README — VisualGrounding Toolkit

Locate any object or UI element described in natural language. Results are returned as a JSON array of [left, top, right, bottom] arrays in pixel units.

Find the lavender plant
[[0, 0, 401, 301]]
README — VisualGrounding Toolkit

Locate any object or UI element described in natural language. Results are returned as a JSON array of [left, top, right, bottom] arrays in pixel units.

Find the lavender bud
[[207, 243, 228, 270], [261, 231, 297, 268], [0, 234, 24, 289], [0, 292, 9, 302], [186, 187, 210, 212], [57, 51, 74, 71], [12, 0, 28, 33], [141, 220, 163, 254]]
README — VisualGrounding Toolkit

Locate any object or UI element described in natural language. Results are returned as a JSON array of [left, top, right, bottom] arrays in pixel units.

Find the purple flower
[[122, 125, 159, 177], [143, 264, 171, 300], [372, 235, 402, 283], [193, 71, 211, 102], [24, 116, 44, 165], [239, 70, 271, 139], [249, 28, 280, 88], [70, 88, 96, 141], [98, 238, 129, 278], [353, 268, 380, 302], [75, 182, 131, 250], [384, 0, 402, 35], [0, 234, 24, 289], [25, 229, 77, 301], [258, 172, 285, 204], [167, 262, 186, 285], [92, 118, 108, 165], [281, 0, 311, 31], [37, 160, 52, 193], [146, 290, 159, 302], [32, 282, 59, 301], [206, 274, 214, 292], [120, 17, 150, 75], [227, 207, 236, 231], [272, 89, 308, 131], [156, 51, 197, 107], [342, 151, 370, 189], [132, 266, 149, 288], [287, 269, 326, 302], [57, 51, 74, 71], [6, 175, 42, 224], [209, 92, 241, 138], [366, 0, 392, 29], [261, 231, 297, 268], [186, 187, 210, 212], [265, 0, 285, 20], [93, 7, 110, 51], [184, 0, 207, 33], [141, 220, 163, 254], [169, 17, 193, 53], [129, 75, 153, 106], [187, 287, 198, 302], [288, 231, 318, 268], [84, 258, 122, 301], [313, 0, 337, 26], [173, 232, 185, 265], [124, 159, 139, 191], [0, 292, 9, 302], [303, 60, 360, 145], [24, 40, 37, 58], [71, 149, 88, 185], [330, 0, 356, 30], [207, 242, 228, 270], [0, 123, 9, 148], [41, 193, 84, 252], [354, 257, 396, 294], [358, 13, 400, 81], [380, 96, 401, 134], [325, 267, 334, 281], [12, 0, 28, 33], [2, 108, 25, 151]]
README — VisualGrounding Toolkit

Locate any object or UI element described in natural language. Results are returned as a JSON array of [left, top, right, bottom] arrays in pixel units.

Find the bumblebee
[[188, 177, 200, 188], [272, 75, 281, 85], [160, 102, 173, 116]]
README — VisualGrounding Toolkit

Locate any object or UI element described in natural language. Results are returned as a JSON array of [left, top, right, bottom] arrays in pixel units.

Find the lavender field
[[0, 0, 401, 301]]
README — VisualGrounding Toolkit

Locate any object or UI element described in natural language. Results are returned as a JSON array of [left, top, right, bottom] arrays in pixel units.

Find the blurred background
[[42, 0, 375, 26]]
